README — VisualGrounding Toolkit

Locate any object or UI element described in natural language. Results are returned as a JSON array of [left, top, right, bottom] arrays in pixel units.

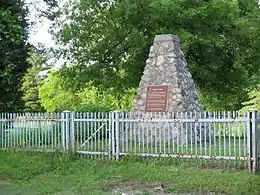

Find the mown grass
[[0, 150, 260, 195]]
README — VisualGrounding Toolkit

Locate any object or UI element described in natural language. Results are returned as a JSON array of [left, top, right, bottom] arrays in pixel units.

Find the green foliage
[[20, 51, 47, 112], [0, 0, 29, 112], [241, 85, 260, 111], [38, 71, 79, 112], [198, 89, 248, 111], [38, 71, 136, 112], [54, 0, 260, 111], [77, 85, 136, 112]]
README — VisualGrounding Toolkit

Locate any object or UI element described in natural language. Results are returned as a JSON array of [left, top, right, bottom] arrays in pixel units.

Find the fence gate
[[61, 111, 111, 157]]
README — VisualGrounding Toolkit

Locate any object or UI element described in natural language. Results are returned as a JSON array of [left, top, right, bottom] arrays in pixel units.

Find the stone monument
[[131, 34, 203, 113], [130, 34, 209, 145]]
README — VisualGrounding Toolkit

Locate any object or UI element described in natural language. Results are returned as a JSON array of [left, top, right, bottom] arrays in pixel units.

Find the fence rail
[[0, 110, 259, 172]]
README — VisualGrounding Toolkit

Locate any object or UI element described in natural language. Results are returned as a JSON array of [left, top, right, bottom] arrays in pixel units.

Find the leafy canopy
[[38, 71, 135, 112], [54, 0, 260, 111], [0, 0, 30, 112]]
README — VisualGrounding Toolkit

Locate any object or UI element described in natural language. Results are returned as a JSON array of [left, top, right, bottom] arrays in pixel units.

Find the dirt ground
[[106, 179, 216, 195]]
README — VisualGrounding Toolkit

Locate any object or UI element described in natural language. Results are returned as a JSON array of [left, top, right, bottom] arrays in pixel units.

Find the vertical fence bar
[[189, 112, 193, 155], [228, 112, 231, 157], [107, 112, 109, 155], [129, 112, 133, 153], [223, 111, 227, 157], [70, 112, 75, 153], [103, 113, 107, 155], [138, 112, 141, 153], [180, 112, 184, 154], [61, 110, 71, 152], [195, 112, 198, 156], [83, 113, 86, 151], [121, 112, 125, 154], [112, 112, 115, 158], [213, 112, 216, 157], [159, 113, 162, 154], [57, 113, 60, 150], [51, 113, 54, 150], [199, 112, 202, 155], [256, 111, 260, 173], [171, 112, 174, 154], [86, 112, 89, 151], [89, 112, 93, 153], [163, 113, 166, 155], [98, 112, 100, 155], [238, 113, 243, 157], [115, 111, 120, 160], [146, 113, 149, 154], [10, 113, 13, 148], [244, 112, 247, 157], [1, 114, 3, 148], [65, 111, 70, 151], [40, 113, 43, 149], [28, 113, 31, 149], [185, 112, 188, 153], [209, 111, 212, 157], [13, 113, 16, 147], [204, 111, 207, 156], [7, 113, 10, 148], [108, 112, 112, 159], [167, 112, 170, 155], [125, 112, 129, 154], [247, 110, 252, 172], [176, 112, 179, 154], [77, 112, 80, 151], [150, 113, 153, 154], [248, 110, 257, 173], [233, 111, 236, 157], [155, 113, 158, 154], [218, 111, 221, 156], [101, 113, 104, 153], [61, 112, 65, 151], [54, 113, 57, 149], [19, 113, 22, 148], [44, 113, 47, 150], [5, 113, 8, 148]]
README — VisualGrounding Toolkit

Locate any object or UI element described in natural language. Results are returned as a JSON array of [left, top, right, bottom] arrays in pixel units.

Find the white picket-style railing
[[0, 110, 259, 172]]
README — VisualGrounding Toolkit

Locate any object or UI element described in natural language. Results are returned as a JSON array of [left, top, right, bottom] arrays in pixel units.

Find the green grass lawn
[[0, 150, 259, 195]]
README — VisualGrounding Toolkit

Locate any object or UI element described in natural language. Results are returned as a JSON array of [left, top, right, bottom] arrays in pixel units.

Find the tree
[[20, 50, 47, 112], [0, 0, 29, 112], [38, 70, 136, 112], [54, 0, 260, 111], [38, 71, 79, 112], [241, 86, 260, 111]]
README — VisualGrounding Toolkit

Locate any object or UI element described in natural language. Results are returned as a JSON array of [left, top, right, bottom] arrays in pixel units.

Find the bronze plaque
[[145, 85, 169, 112]]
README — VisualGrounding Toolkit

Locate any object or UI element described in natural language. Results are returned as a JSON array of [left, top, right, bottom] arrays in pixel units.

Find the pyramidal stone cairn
[[131, 34, 204, 113], [130, 34, 209, 145]]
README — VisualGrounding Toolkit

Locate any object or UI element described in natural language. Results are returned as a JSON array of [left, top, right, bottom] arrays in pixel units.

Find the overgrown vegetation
[[1, 0, 260, 112], [0, 150, 260, 194]]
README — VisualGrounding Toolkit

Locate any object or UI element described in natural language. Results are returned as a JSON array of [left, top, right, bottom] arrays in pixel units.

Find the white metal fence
[[0, 110, 259, 172]]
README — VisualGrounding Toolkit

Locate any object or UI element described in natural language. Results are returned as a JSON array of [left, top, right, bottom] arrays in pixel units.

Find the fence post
[[256, 111, 260, 173], [248, 109, 257, 173], [108, 112, 113, 159], [61, 110, 75, 153], [70, 112, 75, 153], [114, 111, 120, 160]]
